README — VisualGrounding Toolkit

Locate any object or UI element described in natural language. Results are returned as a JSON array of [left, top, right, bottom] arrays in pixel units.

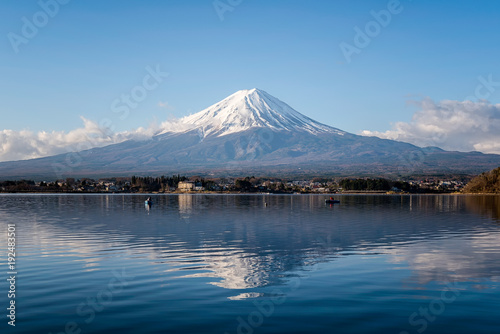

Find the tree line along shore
[[1, 168, 499, 194]]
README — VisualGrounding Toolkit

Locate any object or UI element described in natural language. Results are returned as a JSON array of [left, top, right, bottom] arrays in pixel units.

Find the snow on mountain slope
[[158, 89, 344, 138], [3, 88, 500, 179]]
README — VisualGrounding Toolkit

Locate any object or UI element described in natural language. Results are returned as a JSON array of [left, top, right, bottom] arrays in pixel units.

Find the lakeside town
[[0, 175, 472, 194]]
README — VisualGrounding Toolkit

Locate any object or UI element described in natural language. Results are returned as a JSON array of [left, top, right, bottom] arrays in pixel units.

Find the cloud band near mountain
[[361, 99, 500, 154], [0, 117, 157, 163], [1, 98, 500, 163]]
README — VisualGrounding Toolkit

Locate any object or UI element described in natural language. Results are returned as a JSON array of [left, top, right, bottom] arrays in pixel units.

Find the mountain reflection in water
[[1, 194, 499, 289], [0, 194, 499, 334]]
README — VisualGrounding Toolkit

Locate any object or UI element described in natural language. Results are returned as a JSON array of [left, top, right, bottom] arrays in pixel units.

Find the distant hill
[[463, 167, 500, 193], [2, 89, 500, 180]]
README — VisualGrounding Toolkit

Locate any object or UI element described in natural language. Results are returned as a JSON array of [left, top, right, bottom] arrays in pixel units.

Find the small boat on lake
[[145, 197, 152, 209], [325, 198, 340, 204]]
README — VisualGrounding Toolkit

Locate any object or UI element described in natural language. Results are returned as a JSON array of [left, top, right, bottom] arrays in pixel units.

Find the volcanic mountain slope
[[1, 88, 500, 179], [159, 88, 344, 137]]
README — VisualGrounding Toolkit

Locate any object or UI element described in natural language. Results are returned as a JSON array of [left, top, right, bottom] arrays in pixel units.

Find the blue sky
[[1, 0, 500, 160]]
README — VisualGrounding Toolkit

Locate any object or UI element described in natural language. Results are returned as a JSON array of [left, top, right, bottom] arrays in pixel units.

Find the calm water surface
[[0, 194, 499, 334]]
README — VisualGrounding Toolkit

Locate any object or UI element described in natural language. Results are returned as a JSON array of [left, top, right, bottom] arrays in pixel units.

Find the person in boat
[[330, 197, 334, 200]]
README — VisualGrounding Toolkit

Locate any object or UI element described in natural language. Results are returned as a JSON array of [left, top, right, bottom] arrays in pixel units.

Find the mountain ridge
[[1, 89, 500, 180]]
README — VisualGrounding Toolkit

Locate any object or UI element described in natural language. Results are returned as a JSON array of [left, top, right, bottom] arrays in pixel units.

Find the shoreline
[[0, 191, 498, 195]]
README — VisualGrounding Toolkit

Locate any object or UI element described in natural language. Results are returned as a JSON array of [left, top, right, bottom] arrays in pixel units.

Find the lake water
[[1, 194, 499, 334]]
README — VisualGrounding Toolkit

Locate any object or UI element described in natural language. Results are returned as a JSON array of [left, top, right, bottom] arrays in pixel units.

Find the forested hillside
[[463, 167, 500, 193]]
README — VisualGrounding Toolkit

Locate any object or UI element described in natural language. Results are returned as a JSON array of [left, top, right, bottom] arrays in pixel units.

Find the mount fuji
[[159, 88, 343, 138], [1, 88, 500, 179]]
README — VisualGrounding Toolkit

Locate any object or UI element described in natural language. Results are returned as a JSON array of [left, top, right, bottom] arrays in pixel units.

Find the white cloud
[[386, 232, 500, 285], [0, 111, 203, 163], [4, 98, 500, 163], [361, 98, 500, 154], [0, 117, 162, 163], [157, 101, 174, 110]]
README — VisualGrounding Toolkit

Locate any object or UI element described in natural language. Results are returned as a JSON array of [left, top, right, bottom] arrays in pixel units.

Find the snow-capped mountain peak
[[159, 89, 344, 138]]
